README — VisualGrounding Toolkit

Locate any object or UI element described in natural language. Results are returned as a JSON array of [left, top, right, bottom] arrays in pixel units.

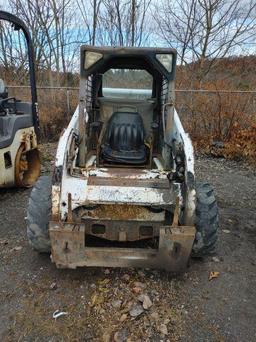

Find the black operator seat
[[101, 111, 147, 165]]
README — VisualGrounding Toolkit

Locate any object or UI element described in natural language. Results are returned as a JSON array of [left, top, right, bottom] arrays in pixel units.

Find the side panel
[[55, 106, 79, 168], [173, 109, 196, 225], [52, 107, 79, 219], [0, 127, 37, 187], [165, 108, 196, 225]]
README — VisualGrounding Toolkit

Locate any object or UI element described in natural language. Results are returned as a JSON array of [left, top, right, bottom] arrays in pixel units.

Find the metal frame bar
[[49, 222, 195, 272]]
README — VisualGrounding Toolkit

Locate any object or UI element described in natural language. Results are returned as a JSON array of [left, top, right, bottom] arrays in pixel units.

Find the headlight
[[156, 54, 173, 73], [84, 51, 103, 69]]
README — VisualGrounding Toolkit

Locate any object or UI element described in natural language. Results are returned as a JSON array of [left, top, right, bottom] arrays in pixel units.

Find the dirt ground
[[0, 143, 256, 342]]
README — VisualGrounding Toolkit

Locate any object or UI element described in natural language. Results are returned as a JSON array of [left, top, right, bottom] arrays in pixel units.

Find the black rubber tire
[[192, 182, 219, 256], [27, 176, 52, 253]]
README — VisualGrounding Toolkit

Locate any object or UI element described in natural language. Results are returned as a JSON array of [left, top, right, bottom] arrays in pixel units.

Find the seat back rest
[[97, 97, 155, 138], [101, 111, 147, 165], [106, 112, 145, 151]]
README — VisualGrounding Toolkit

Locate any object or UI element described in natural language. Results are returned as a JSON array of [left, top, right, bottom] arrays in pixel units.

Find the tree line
[[0, 0, 255, 86]]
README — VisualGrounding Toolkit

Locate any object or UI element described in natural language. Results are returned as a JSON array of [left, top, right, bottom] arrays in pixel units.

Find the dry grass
[[8, 85, 256, 164]]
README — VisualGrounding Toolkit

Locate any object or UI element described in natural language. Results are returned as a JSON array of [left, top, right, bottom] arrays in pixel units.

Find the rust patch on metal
[[88, 176, 170, 189], [52, 185, 61, 220], [83, 219, 162, 241], [15, 144, 40, 187], [72, 204, 165, 241], [49, 221, 196, 272], [89, 167, 150, 178], [76, 204, 164, 221], [67, 193, 73, 222], [172, 197, 180, 226]]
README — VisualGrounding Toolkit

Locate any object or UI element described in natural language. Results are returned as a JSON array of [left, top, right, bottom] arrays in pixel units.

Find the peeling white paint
[[59, 173, 180, 220], [0, 127, 37, 187], [172, 109, 194, 175], [55, 106, 79, 167], [83, 168, 170, 179]]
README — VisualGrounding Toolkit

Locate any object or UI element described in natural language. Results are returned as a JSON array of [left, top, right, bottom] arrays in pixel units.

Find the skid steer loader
[[0, 11, 40, 188], [27, 46, 218, 272]]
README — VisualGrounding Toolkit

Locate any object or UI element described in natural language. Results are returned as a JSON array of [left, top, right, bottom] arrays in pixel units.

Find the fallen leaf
[[212, 256, 220, 263], [98, 278, 111, 285], [49, 282, 57, 290], [120, 313, 128, 322], [209, 271, 220, 281], [90, 292, 105, 307], [133, 281, 146, 288], [122, 274, 130, 282], [111, 300, 122, 309], [138, 294, 153, 310], [114, 328, 129, 342], [12, 246, 22, 251], [164, 318, 170, 325], [222, 229, 231, 234], [142, 295, 153, 310], [158, 323, 168, 335], [98, 287, 110, 293], [150, 312, 159, 321], [137, 294, 145, 302], [129, 303, 144, 317], [132, 286, 143, 294], [102, 332, 111, 342]]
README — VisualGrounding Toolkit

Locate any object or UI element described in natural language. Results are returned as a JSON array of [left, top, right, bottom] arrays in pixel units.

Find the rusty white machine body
[[27, 46, 218, 272], [0, 11, 40, 188]]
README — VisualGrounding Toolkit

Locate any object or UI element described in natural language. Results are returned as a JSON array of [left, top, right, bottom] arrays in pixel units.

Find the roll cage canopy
[[80, 46, 177, 81], [0, 10, 39, 137]]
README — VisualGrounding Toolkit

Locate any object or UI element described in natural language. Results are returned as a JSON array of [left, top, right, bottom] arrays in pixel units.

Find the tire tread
[[192, 182, 219, 256], [27, 176, 52, 253]]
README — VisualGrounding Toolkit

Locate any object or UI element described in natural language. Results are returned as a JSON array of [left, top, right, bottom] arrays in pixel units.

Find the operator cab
[[79, 46, 176, 169], [0, 10, 40, 188], [99, 68, 153, 165]]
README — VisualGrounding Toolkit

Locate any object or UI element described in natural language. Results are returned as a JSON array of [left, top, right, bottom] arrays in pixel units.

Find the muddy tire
[[27, 176, 51, 253], [192, 182, 219, 256]]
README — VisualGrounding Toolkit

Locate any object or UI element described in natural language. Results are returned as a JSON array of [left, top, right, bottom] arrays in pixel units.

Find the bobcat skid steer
[[27, 46, 218, 272], [0, 11, 40, 188]]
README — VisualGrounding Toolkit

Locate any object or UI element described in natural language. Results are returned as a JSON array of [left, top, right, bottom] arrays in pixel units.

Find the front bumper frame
[[49, 222, 195, 272]]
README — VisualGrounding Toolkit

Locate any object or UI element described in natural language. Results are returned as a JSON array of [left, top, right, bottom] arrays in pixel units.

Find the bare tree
[[0, 19, 30, 83], [76, 0, 102, 45], [7, 0, 83, 85], [97, 0, 152, 47], [156, 0, 256, 83]]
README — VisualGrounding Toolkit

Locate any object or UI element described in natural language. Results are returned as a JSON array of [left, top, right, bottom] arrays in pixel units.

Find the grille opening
[[139, 225, 153, 236], [15, 148, 40, 186], [4, 151, 12, 168], [92, 224, 106, 235], [85, 234, 158, 249]]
